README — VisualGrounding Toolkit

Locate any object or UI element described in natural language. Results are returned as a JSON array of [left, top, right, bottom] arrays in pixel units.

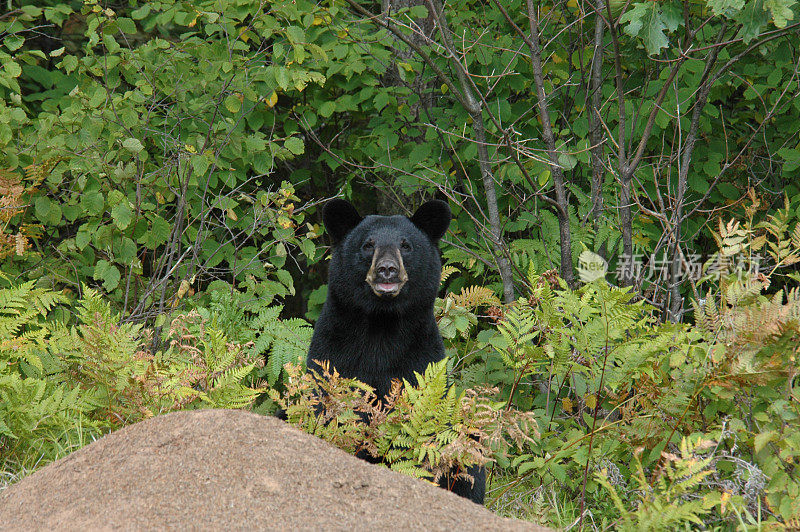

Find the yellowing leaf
[[266, 91, 278, 108], [562, 397, 573, 413], [14, 233, 27, 256], [224, 94, 242, 114], [176, 279, 191, 299], [585, 394, 597, 410], [754, 430, 777, 453]]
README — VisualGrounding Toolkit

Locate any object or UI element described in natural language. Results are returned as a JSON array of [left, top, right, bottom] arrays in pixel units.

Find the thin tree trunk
[[345, 0, 517, 301], [524, 0, 575, 287], [668, 25, 726, 321], [588, 0, 606, 257], [606, 14, 634, 284], [378, 0, 436, 213], [427, 0, 515, 302]]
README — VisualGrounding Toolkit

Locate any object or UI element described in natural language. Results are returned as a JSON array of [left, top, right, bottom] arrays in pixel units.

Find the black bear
[[308, 198, 486, 504]]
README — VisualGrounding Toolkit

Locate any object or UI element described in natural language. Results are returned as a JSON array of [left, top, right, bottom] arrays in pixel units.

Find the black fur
[[308, 199, 486, 505]]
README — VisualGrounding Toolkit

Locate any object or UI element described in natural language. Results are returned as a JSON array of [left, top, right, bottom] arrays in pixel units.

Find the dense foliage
[[2, 0, 800, 528]]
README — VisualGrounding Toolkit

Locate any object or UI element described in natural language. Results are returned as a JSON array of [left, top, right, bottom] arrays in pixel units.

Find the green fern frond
[[440, 265, 459, 284]]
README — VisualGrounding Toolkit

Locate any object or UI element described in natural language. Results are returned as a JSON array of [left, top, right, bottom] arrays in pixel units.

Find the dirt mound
[[0, 410, 547, 531]]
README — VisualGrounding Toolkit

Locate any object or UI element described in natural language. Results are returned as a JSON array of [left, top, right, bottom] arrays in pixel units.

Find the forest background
[[2, 0, 800, 529]]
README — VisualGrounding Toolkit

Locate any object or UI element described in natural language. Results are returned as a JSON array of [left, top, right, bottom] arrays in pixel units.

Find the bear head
[[323, 199, 451, 315]]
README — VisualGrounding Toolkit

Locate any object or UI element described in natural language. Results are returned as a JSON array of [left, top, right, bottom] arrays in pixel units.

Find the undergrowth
[[271, 358, 538, 484], [2, 208, 800, 529], [0, 283, 266, 475]]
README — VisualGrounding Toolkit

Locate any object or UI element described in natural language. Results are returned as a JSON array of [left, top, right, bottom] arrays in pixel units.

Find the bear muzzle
[[366, 246, 408, 298]]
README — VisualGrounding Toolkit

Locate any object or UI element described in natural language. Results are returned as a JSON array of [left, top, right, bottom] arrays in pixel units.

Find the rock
[[0, 410, 548, 531]]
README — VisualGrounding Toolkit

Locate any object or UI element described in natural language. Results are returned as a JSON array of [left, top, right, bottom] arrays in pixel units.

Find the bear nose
[[376, 259, 398, 280]]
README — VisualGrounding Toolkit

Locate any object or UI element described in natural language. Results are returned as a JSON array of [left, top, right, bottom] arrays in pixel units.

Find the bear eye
[[362, 240, 374, 251], [400, 239, 412, 251]]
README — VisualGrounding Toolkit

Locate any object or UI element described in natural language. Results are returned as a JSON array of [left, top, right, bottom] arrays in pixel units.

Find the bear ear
[[323, 199, 363, 244], [410, 200, 451, 242]]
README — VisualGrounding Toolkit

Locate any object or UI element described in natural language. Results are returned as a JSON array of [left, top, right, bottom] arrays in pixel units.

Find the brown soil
[[0, 410, 549, 531]]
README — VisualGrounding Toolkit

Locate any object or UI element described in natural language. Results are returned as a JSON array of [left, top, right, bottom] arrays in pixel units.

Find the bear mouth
[[369, 280, 405, 298]]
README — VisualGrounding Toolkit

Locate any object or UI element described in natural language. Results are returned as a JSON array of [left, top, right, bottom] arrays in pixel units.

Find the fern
[[440, 265, 459, 284], [496, 302, 540, 371], [205, 284, 313, 386], [597, 436, 720, 531], [274, 358, 537, 487], [450, 286, 502, 309]]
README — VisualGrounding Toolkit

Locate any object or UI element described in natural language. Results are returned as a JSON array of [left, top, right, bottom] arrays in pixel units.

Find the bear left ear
[[323, 199, 363, 244], [410, 200, 451, 242]]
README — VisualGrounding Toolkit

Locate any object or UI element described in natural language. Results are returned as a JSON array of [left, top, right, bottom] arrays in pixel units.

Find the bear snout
[[376, 259, 397, 279], [365, 246, 408, 297]]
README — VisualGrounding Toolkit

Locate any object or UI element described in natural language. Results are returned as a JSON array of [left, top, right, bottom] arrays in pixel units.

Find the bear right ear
[[323, 199, 363, 244], [410, 200, 451, 242]]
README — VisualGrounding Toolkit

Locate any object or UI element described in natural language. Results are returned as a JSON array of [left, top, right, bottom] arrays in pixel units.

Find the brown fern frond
[[450, 285, 501, 309], [0, 169, 25, 223], [23, 158, 59, 187]]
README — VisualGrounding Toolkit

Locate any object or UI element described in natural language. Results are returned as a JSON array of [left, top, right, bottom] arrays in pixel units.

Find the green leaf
[[717, 182, 739, 199], [7, 107, 25, 123], [374, 91, 391, 111], [131, 5, 151, 20], [319, 101, 335, 118], [558, 152, 577, 171], [61, 55, 78, 73], [738, 0, 769, 43], [123, 137, 144, 153], [409, 5, 429, 18], [299, 238, 316, 260], [224, 94, 242, 114], [4, 60, 21, 78], [115, 237, 137, 263], [89, 87, 106, 108], [284, 137, 304, 155], [764, 0, 796, 27], [754, 430, 777, 453], [275, 67, 290, 91], [706, 0, 746, 15], [191, 154, 210, 176], [34, 197, 52, 221], [139, 215, 171, 249], [538, 169, 551, 187], [111, 202, 133, 230], [621, 2, 681, 55], [778, 148, 800, 174], [93, 260, 121, 291], [286, 26, 305, 44], [3, 35, 24, 52], [76, 225, 92, 250], [117, 17, 137, 34], [80, 191, 105, 216]]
